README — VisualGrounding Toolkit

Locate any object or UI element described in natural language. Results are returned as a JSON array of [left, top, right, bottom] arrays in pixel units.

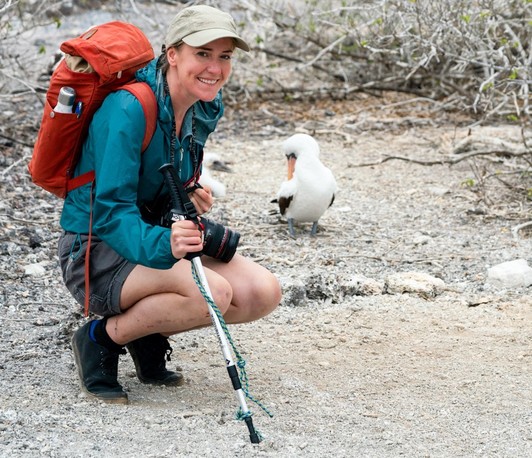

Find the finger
[[198, 186, 212, 198], [170, 232, 203, 258], [189, 194, 212, 215], [194, 187, 213, 203], [171, 220, 199, 231], [171, 228, 202, 240]]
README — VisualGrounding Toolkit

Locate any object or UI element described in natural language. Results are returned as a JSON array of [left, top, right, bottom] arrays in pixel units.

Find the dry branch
[[453, 136, 532, 156], [348, 149, 531, 168], [512, 221, 532, 240]]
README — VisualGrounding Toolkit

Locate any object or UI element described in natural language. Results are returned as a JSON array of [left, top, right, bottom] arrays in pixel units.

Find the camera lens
[[201, 217, 240, 263]]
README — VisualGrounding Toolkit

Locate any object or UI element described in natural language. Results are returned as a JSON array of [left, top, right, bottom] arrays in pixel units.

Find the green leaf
[[462, 178, 476, 188]]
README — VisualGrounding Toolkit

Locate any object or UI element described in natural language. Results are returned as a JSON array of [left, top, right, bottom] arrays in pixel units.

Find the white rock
[[412, 233, 432, 246], [428, 186, 450, 196], [385, 271, 445, 296], [24, 263, 46, 277], [346, 274, 384, 295], [335, 206, 352, 212], [486, 259, 532, 288]]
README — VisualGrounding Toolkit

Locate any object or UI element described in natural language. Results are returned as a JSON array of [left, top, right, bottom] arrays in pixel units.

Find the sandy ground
[[1, 119, 531, 457]]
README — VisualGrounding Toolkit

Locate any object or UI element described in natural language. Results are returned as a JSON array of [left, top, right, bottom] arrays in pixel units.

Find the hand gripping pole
[[158, 164, 262, 444]]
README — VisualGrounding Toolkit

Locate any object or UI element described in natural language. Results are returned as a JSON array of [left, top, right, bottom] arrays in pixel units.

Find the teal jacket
[[60, 58, 224, 269]]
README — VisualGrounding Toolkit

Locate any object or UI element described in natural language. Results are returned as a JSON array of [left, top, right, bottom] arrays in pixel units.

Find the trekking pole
[[159, 163, 262, 444]]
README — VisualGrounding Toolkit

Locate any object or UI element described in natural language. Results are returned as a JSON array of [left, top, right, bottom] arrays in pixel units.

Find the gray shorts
[[58, 231, 136, 317]]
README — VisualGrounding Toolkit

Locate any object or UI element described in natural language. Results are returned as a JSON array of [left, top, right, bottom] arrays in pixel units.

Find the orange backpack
[[29, 21, 157, 198]]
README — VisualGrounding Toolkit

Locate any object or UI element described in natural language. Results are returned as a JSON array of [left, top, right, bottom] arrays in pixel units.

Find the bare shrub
[[0, 0, 530, 213], [230, 0, 531, 124]]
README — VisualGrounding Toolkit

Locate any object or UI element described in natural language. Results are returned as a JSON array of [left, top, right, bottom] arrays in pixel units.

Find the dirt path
[[1, 117, 531, 456]]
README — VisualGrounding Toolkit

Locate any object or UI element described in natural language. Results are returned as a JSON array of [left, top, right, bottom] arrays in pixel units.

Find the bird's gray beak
[[210, 160, 233, 173]]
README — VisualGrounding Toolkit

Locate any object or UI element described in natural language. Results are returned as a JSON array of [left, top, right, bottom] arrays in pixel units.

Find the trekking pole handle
[[158, 163, 198, 221], [159, 163, 202, 261]]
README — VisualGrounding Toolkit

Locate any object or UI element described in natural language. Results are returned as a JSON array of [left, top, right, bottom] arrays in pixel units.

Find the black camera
[[142, 200, 240, 263], [199, 217, 240, 263], [153, 163, 240, 263]]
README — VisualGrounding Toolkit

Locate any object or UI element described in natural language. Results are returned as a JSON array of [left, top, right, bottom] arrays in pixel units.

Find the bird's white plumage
[[276, 134, 337, 235], [199, 152, 230, 198]]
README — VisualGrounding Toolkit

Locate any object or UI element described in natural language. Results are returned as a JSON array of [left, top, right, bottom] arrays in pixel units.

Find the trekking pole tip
[[244, 416, 262, 444]]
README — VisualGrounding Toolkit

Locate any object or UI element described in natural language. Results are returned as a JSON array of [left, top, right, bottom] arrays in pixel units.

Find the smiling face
[[167, 37, 234, 106]]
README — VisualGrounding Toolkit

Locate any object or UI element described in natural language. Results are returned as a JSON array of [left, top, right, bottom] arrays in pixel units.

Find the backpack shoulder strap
[[80, 82, 157, 317], [66, 82, 157, 194], [122, 82, 157, 152]]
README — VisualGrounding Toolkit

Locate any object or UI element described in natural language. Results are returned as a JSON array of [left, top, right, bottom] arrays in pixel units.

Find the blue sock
[[88, 318, 123, 352]]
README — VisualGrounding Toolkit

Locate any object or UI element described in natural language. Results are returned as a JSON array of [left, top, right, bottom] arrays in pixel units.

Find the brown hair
[[157, 42, 183, 74]]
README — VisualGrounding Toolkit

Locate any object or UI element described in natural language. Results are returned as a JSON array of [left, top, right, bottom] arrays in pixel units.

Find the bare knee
[[257, 273, 282, 314], [242, 272, 281, 321], [206, 276, 233, 314]]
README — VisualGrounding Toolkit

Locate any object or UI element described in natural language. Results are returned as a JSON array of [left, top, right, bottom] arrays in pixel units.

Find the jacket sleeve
[[88, 91, 177, 269]]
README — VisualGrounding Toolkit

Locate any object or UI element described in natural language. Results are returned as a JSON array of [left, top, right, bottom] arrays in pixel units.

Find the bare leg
[[106, 258, 231, 344], [202, 254, 281, 324], [106, 254, 281, 345]]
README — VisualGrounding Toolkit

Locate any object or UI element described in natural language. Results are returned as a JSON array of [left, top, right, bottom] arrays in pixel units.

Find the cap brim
[[182, 29, 250, 52]]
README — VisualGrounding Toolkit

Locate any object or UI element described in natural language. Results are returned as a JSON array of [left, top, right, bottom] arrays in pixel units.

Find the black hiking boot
[[71, 321, 128, 404], [126, 334, 184, 386]]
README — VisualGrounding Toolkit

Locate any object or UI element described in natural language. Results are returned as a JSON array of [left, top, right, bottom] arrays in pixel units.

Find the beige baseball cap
[[164, 5, 250, 52]]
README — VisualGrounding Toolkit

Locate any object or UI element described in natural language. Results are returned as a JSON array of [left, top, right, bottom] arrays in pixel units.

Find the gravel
[[2, 121, 531, 457]]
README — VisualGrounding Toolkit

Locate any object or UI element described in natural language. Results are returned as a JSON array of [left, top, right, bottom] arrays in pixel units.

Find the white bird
[[199, 152, 232, 198], [275, 133, 337, 237]]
